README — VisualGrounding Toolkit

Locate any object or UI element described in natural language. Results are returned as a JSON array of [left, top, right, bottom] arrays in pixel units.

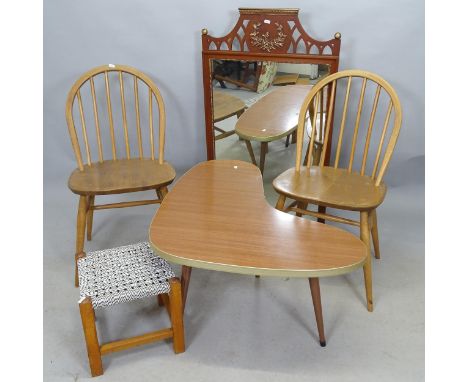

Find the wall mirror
[[202, 8, 342, 178]]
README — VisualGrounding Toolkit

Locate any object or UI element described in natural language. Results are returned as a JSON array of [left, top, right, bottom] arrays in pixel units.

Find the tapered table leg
[[309, 277, 326, 347], [245, 140, 257, 166], [259, 142, 268, 175]]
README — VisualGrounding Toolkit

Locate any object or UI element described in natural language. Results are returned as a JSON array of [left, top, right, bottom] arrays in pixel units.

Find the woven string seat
[[78, 242, 175, 309]]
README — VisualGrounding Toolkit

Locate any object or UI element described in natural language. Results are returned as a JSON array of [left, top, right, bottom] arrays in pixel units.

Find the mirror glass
[[212, 59, 330, 184]]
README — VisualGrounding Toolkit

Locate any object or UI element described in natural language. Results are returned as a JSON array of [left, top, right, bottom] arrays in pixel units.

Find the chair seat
[[273, 166, 387, 211], [68, 158, 176, 195], [78, 242, 175, 309]]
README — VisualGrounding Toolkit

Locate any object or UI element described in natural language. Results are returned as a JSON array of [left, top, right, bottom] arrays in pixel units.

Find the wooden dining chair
[[273, 70, 402, 312], [66, 64, 176, 286]]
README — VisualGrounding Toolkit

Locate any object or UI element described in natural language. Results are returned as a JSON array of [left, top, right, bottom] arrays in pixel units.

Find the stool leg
[[181, 266, 192, 313], [75, 195, 87, 287], [309, 278, 326, 347], [169, 278, 185, 354], [79, 297, 103, 377]]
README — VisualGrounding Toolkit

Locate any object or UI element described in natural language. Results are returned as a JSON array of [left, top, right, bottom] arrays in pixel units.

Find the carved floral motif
[[249, 22, 287, 52]]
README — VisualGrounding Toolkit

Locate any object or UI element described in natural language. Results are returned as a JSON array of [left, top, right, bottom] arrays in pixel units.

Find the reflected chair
[[77, 242, 184, 377], [66, 64, 176, 286], [273, 70, 402, 312]]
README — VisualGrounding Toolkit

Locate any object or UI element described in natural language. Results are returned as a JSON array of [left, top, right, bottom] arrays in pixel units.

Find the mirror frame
[[201, 8, 342, 160]]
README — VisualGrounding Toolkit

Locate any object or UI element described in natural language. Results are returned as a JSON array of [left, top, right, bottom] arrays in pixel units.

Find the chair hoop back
[[66, 65, 167, 171], [295, 69, 402, 186]]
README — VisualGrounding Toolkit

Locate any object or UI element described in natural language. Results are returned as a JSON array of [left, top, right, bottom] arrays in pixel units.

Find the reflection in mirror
[[212, 60, 330, 184]]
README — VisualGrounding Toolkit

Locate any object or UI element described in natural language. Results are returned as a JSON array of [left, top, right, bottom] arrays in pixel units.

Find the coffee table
[[235, 85, 312, 174], [149, 160, 368, 347], [213, 91, 246, 141]]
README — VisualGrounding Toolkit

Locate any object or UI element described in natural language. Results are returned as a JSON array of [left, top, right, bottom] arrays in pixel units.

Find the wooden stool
[[77, 242, 185, 377]]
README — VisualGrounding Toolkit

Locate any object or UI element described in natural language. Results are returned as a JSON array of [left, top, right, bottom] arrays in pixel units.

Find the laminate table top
[[149, 160, 367, 278], [235, 85, 312, 142]]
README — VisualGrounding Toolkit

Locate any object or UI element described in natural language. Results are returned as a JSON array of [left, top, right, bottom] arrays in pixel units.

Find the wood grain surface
[[149, 160, 366, 277]]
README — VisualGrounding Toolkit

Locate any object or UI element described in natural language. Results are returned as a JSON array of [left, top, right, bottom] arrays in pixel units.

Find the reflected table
[[235, 85, 312, 174], [149, 160, 368, 347]]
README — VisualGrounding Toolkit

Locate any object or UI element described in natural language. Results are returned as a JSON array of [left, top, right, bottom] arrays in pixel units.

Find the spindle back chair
[[66, 64, 176, 286], [296, 70, 402, 184], [273, 70, 402, 312]]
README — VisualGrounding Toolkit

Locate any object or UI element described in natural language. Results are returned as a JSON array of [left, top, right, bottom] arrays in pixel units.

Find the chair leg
[[75, 195, 88, 287], [296, 201, 308, 217], [245, 140, 257, 166], [275, 194, 286, 211], [291, 130, 297, 144], [181, 266, 192, 313], [168, 278, 185, 354], [303, 141, 311, 166], [259, 142, 268, 175], [159, 186, 169, 199], [157, 294, 164, 307], [309, 278, 326, 347], [79, 297, 103, 377], [370, 209, 381, 259], [86, 196, 95, 241], [360, 211, 373, 312], [317, 205, 326, 224], [285, 134, 290, 147]]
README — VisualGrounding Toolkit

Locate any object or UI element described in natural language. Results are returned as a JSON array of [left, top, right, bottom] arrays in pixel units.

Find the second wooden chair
[[66, 64, 176, 286], [273, 70, 402, 312]]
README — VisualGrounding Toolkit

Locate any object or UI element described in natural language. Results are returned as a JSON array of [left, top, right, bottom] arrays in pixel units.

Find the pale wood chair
[[66, 64, 176, 286], [77, 243, 184, 377], [273, 70, 402, 312]]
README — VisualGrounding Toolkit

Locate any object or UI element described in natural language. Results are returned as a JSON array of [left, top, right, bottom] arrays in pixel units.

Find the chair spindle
[[104, 72, 117, 160], [319, 81, 337, 167], [133, 76, 143, 158], [361, 85, 381, 175], [348, 78, 367, 172], [119, 72, 130, 159], [149, 89, 155, 160], [77, 89, 92, 166], [89, 77, 103, 162], [334, 76, 352, 168], [372, 101, 393, 180]]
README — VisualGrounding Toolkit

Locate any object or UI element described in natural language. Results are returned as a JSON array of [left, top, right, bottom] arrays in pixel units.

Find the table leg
[[245, 140, 257, 166], [181, 265, 192, 313], [309, 277, 326, 347], [260, 142, 268, 175]]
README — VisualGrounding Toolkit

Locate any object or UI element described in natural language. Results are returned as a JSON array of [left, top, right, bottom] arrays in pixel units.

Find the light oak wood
[[66, 65, 176, 285], [180, 266, 192, 313], [149, 160, 367, 346], [68, 159, 175, 195], [75, 196, 87, 287], [150, 161, 367, 278], [274, 166, 387, 211], [273, 70, 402, 309], [100, 328, 174, 355], [79, 297, 103, 377], [86, 195, 95, 241], [273, 73, 299, 85], [360, 211, 373, 311], [78, 275, 185, 377], [213, 91, 246, 123]]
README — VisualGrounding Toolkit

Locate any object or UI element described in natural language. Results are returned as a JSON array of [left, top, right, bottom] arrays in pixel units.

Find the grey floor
[[44, 133, 424, 381]]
